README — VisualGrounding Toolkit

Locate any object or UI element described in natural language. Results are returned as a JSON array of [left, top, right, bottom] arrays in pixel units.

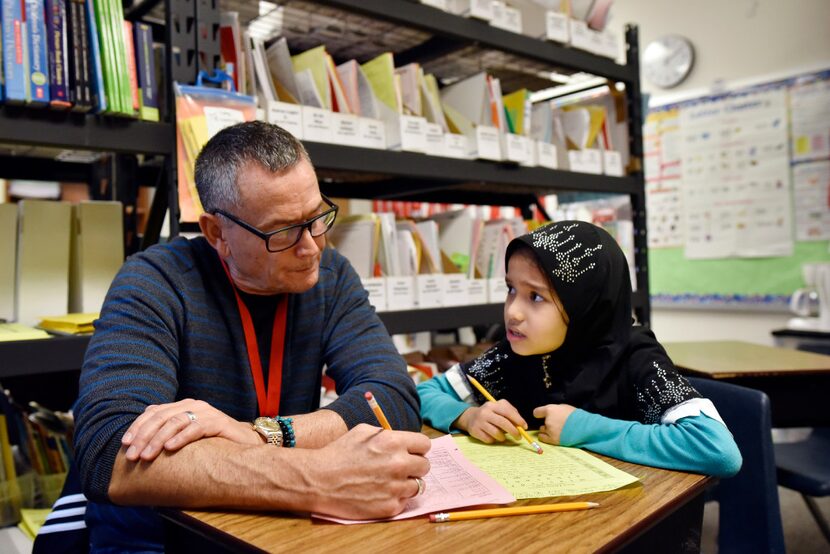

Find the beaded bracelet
[[276, 416, 295, 448]]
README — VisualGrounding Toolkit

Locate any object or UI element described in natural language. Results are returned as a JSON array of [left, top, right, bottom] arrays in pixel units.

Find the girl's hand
[[121, 399, 261, 462], [533, 404, 577, 445], [453, 400, 528, 444]]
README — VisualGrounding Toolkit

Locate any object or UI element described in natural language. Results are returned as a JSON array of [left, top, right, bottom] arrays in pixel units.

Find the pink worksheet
[[313, 434, 516, 524]]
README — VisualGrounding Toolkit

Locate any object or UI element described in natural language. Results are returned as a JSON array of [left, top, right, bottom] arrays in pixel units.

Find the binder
[[69, 201, 124, 313], [16, 200, 73, 326], [0, 203, 18, 322]]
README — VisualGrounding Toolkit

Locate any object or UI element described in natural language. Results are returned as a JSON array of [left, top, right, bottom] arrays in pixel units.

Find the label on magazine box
[[358, 118, 387, 149], [267, 101, 303, 139], [505, 134, 530, 164], [476, 125, 503, 161], [361, 277, 388, 312], [546, 11, 570, 43], [416, 275, 444, 309], [538, 142, 558, 169], [603, 150, 624, 176], [469, 0, 494, 20], [400, 115, 428, 153], [425, 123, 445, 156], [443, 275, 469, 307], [386, 276, 416, 311], [468, 279, 488, 305], [302, 106, 334, 143], [332, 113, 359, 145], [444, 133, 472, 158]]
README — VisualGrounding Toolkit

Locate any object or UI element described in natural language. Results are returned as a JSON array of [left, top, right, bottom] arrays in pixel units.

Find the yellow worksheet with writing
[[453, 432, 639, 499]]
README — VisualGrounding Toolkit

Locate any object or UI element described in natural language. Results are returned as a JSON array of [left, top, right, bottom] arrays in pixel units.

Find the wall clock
[[642, 35, 695, 89]]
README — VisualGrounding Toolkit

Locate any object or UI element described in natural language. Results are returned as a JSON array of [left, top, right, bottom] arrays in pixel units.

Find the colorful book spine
[[0, 18, 4, 102], [2, 0, 30, 103], [133, 21, 158, 121], [75, 0, 91, 108], [84, 0, 105, 111], [122, 20, 139, 112], [25, 0, 51, 105], [45, 0, 70, 107], [65, 0, 84, 109], [109, 0, 132, 115]]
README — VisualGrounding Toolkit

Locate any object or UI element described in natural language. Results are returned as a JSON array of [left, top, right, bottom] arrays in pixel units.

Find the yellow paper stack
[[18, 508, 51, 539], [0, 324, 51, 342], [38, 313, 99, 335]]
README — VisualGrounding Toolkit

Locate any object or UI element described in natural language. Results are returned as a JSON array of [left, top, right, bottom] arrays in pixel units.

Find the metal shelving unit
[[2, 0, 650, 380]]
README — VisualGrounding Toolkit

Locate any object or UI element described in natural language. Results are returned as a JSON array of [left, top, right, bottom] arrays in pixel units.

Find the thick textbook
[[45, 0, 71, 108], [25, 0, 51, 105], [2, 0, 30, 103]]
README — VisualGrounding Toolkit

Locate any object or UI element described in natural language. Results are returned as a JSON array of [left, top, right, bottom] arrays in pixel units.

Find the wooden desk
[[162, 453, 710, 554], [664, 340, 830, 427]]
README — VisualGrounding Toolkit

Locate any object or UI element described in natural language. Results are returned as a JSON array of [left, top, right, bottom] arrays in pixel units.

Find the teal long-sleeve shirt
[[417, 373, 742, 478]]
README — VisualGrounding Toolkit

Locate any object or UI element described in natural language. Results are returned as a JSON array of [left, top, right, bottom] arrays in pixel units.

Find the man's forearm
[[109, 437, 325, 511], [291, 409, 348, 448], [106, 424, 434, 521]]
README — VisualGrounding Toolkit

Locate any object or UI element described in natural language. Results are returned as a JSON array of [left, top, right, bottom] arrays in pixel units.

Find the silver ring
[[414, 477, 425, 496], [185, 410, 197, 423]]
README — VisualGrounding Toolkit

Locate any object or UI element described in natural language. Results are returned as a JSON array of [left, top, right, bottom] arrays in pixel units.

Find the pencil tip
[[588, 502, 600, 508]]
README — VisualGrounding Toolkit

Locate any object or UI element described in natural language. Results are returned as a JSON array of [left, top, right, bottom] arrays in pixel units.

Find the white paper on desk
[[313, 434, 515, 524]]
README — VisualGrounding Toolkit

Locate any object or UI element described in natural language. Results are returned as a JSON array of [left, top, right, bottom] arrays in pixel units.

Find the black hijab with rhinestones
[[460, 221, 699, 425]]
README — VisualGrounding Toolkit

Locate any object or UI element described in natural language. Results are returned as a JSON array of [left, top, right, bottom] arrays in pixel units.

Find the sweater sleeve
[[74, 254, 183, 502], [559, 409, 742, 478], [319, 251, 421, 431], [417, 373, 472, 433]]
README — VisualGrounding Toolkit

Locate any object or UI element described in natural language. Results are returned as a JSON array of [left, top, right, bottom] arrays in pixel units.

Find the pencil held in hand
[[365, 391, 392, 430], [430, 502, 599, 522], [466, 376, 544, 455]]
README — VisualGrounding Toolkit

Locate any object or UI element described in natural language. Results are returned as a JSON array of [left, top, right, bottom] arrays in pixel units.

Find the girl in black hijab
[[418, 221, 741, 477]]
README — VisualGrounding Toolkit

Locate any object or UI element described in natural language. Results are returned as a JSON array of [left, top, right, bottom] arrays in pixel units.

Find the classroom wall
[[610, 0, 830, 344]]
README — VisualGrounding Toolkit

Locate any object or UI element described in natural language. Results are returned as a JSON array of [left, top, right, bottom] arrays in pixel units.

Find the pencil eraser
[[364, 391, 373, 400], [429, 514, 436, 522]]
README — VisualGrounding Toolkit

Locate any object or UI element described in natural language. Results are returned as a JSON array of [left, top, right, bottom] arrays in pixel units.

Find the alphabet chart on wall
[[680, 87, 792, 259]]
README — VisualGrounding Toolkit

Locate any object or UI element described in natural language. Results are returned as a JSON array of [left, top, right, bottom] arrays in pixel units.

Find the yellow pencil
[[466, 375, 544, 455], [365, 391, 392, 430], [429, 502, 599, 522]]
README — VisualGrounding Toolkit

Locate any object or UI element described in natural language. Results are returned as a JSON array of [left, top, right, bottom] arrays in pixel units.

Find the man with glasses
[[70, 121, 429, 552]]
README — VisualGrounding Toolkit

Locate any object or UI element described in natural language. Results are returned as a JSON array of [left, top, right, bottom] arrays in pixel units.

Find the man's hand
[[306, 424, 431, 519], [122, 399, 260, 462], [533, 404, 577, 445], [453, 400, 528, 444]]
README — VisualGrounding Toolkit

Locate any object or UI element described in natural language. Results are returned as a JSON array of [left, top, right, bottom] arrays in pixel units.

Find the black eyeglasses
[[213, 195, 339, 253]]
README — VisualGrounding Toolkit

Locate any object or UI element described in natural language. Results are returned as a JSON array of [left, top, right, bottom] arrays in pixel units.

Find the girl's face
[[504, 249, 569, 356]]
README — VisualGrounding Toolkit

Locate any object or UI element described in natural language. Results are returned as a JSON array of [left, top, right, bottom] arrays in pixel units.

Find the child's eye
[[506, 285, 516, 295], [531, 292, 545, 303]]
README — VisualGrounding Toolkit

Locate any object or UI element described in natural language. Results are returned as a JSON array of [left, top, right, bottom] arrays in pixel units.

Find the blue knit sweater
[[73, 237, 420, 551]]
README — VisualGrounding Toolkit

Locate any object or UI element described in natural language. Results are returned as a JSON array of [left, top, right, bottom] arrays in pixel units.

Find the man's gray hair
[[194, 121, 309, 213]]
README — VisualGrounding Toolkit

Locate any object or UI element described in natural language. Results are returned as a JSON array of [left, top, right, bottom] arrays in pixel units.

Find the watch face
[[255, 417, 280, 431], [643, 35, 694, 89]]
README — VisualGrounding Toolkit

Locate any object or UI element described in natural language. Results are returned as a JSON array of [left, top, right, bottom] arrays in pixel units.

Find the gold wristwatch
[[252, 417, 283, 446]]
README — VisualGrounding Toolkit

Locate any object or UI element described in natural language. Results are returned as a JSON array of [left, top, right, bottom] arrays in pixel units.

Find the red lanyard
[[221, 260, 288, 417]]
